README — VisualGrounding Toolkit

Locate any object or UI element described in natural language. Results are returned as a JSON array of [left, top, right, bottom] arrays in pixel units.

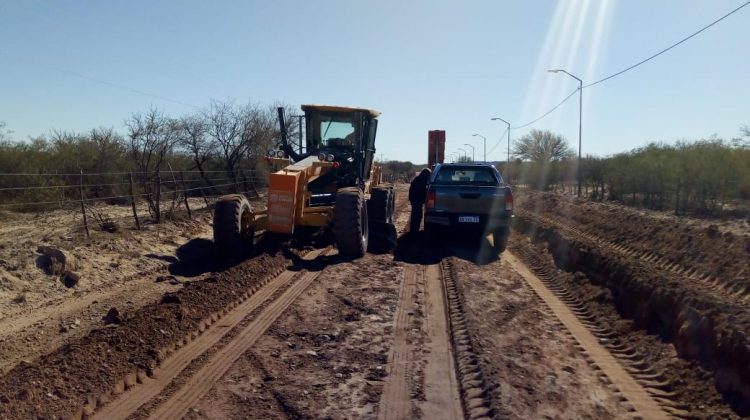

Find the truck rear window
[[432, 167, 499, 186]]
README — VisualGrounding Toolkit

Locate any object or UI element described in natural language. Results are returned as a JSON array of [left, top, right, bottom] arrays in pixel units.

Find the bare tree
[[124, 108, 179, 220], [178, 114, 216, 188], [204, 100, 248, 191], [0, 121, 12, 142], [513, 129, 574, 162]]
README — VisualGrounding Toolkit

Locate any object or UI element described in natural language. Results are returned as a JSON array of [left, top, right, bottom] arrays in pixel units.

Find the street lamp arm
[[548, 69, 582, 84]]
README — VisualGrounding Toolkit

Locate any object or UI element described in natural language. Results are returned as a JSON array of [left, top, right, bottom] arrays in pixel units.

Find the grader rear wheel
[[213, 195, 255, 259], [368, 186, 390, 223], [334, 187, 368, 258]]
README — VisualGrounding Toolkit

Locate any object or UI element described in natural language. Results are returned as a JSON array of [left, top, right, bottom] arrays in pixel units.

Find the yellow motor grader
[[213, 105, 395, 258]]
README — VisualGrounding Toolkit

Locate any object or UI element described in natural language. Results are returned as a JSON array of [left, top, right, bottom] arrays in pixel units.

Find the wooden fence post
[[180, 171, 192, 219], [79, 170, 90, 238], [155, 171, 161, 224], [129, 172, 141, 230]]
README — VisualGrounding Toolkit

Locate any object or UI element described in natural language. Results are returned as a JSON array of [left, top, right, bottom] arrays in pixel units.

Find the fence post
[[155, 170, 161, 224], [79, 170, 90, 238], [129, 172, 141, 230], [180, 171, 192, 219]]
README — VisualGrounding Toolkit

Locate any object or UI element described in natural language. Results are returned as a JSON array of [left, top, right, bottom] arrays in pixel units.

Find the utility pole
[[472, 134, 486, 162], [491, 117, 511, 184], [548, 69, 583, 197], [463, 143, 475, 162], [458, 147, 468, 161]]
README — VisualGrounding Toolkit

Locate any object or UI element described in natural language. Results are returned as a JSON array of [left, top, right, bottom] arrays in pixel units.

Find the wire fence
[[0, 168, 268, 237]]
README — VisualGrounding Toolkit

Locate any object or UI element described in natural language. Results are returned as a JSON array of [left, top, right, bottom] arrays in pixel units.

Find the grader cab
[[213, 105, 395, 259]]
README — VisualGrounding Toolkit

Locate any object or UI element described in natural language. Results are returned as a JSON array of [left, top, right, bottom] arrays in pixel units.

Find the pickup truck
[[424, 163, 513, 251]]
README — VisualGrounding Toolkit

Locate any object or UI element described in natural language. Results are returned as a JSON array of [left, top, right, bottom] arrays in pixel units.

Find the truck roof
[[435, 162, 498, 168]]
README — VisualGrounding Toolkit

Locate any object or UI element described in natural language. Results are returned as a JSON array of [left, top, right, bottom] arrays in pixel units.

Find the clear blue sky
[[1, 0, 748, 164]]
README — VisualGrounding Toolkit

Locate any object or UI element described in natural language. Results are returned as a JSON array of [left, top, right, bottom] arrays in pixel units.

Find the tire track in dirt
[[420, 263, 462, 419], [146, 256, 331, 420], [92, 247, 329, 420], [504, 251, 672, 419], [440, 259, 495, 420], [378, 260, 420, 420]]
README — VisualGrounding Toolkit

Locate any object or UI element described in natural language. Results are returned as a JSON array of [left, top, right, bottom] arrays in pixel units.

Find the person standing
[[408, 168, 431, 233]]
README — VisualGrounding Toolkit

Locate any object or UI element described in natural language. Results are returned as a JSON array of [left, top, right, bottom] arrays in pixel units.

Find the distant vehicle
[[424, 163, 513, 252]]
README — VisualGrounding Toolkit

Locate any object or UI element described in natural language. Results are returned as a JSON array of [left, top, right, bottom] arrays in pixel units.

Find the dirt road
[[1, 185, 747, 418]]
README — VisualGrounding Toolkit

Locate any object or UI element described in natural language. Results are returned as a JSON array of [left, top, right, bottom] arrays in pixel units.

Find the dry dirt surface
[[0, 198, 246, 375], [514, 189, 750, 417], [1, 185, 748, 419]]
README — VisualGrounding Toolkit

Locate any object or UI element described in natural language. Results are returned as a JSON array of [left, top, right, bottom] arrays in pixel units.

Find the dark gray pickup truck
[[424, 163, 513, 251]]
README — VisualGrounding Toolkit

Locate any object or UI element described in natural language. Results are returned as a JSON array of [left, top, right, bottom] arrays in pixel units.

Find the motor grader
[[213, 105, 395, 258]]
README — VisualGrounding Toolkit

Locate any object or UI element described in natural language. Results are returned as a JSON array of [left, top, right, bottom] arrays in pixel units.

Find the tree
[[513, 129, 574, 162], [456, 155, 472, 163], [204, 100, 248, 191], [178, 114, 216, 188], [513, 129, 574, 190], [0, 121, 11, 142], [124, 107, 180, 220]]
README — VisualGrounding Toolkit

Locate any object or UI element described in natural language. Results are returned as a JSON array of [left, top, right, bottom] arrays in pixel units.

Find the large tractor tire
[[213, 195, 254, 259], [367, 186, 390, 223], [367, 185, 397, 252], [386, 186, 396, 223], [334, 187, 368, 258]]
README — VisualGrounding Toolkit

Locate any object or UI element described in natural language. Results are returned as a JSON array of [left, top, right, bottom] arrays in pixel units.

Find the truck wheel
[[424, 223, 440, 241], [493, 227, 509, 253], [334, 187, 368, 258], [213, 195, 254, 259]]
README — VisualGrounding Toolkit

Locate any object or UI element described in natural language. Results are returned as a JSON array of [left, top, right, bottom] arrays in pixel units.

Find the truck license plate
[[458, 216, 480, 223]]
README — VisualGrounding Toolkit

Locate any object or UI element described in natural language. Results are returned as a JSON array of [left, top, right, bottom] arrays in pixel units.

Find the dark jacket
[[409, 168, 431, 204]]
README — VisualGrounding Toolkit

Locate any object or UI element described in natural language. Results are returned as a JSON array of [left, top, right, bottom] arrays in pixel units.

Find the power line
[[584, 0, 750, 88], [6, 54, 200, 109], [509, 0, 750, 129], [512, 89, 579, 130], [487, 127, 509, 156]]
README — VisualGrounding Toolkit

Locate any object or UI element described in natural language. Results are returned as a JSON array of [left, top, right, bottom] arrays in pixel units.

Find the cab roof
[[301, 104, 381, 118]]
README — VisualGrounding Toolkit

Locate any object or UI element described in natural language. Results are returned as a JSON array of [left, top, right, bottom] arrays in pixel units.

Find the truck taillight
[[504, 189, 513, 211], [426, 190, 436, 209]]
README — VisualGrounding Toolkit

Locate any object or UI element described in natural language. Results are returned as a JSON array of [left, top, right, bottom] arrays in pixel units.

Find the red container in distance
[[428, 130, 445, 168]]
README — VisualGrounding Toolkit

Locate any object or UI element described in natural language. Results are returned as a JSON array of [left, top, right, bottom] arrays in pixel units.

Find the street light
[[463, 143, 475, 162], [458, 148, 468, 161], [472, 134, 487, 162], [490, 117, 511, 184], [548, 68, 583, 197]]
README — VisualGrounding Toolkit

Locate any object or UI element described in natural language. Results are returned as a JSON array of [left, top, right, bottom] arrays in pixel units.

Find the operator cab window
[[433, 166, 500, 186], [315, 115, 357, 148]]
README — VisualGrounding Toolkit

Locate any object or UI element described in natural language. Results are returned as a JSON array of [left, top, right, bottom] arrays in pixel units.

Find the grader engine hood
[[267, 156, 335, 234]]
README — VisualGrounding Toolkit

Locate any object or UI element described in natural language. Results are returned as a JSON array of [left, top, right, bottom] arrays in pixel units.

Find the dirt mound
[[516, 191, 750, 292], [0, 252, 290, 418], [513, 214, 750, 416]]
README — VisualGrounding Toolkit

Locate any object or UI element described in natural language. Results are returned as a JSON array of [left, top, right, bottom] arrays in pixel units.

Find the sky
[[1, 0, 748, 164]]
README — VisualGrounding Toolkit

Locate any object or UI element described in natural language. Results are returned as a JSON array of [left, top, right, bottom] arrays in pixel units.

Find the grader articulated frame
[[213, 104, 395, 259]]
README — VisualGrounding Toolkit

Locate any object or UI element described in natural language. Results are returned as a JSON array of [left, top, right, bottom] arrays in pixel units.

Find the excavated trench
[[513, 215, 750, 416]]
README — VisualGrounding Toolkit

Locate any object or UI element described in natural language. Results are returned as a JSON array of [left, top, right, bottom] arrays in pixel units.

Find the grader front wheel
[[213, 195, 255, 259]]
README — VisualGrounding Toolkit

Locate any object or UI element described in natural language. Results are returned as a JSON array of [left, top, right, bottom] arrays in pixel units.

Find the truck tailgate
[[434, 186, 506, 214]]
